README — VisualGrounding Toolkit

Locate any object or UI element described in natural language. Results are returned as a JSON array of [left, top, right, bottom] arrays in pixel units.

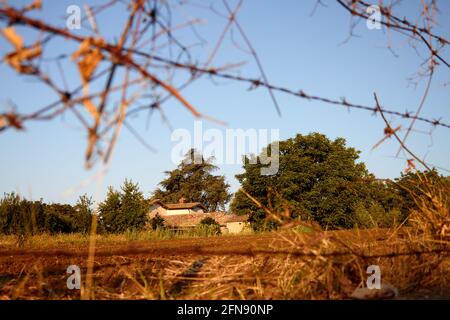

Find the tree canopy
[[231, 132, 391, 229], [152, 149, 231, 212]]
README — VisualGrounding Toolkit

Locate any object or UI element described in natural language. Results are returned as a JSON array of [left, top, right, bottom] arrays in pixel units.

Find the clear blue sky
[[1, 0, 449, 205]]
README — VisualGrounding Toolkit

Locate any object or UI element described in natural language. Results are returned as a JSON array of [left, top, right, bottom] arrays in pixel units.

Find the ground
[[0, 229, 449, 300]]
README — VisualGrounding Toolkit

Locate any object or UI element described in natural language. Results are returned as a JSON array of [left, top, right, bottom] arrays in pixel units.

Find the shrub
[[353, 201, 401, 229], [198, 217, 221, 235], [149, 214, 165, 230], [43, 208, 73, 234]]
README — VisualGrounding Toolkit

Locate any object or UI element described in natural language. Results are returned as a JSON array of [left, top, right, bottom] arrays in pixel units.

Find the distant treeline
[[0, 179, 149, 235], [0, 193, 93, 235], [1, 170, 448, 236], [1, 133, 449, 235]]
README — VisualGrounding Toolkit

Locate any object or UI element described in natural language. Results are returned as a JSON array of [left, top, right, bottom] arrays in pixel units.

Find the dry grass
[[0, 229, 229, 250], [0, 227, 448, 300]]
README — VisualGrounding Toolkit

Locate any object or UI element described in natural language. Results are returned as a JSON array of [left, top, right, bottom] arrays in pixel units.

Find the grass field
[[0, 227, 449, 300]]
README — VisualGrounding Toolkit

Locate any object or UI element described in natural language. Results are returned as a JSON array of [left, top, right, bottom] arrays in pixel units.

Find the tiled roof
[[165, 202, 205, 210], [149, 200, 206, 211]]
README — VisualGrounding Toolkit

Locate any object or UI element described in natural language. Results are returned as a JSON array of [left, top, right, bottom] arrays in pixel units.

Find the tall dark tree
[[231, 133, 381, 229], [152, 149, 231, 212]]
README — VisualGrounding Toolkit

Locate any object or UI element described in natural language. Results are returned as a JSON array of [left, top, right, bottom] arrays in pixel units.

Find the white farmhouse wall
[[165, 208, 191, 215], [164, 206, 205, 216], [226, 222, 250, 234]]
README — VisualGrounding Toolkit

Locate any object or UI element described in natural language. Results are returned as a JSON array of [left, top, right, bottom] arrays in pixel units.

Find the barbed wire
[[336, 0, 449, 68], [0, 0, 449, 172]]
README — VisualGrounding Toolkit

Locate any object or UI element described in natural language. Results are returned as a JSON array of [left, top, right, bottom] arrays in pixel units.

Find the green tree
[[231, 133, 379, 229], [119, 179, 148, 230], [73, 194, 94, 234], [42, 204, 74, 234], [98, 187, 121, 233], [98, 180, 147, 233], [152, 149, 231, 211]]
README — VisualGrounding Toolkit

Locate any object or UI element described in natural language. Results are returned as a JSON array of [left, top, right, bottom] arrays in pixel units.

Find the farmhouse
[[148, 198, 250, 234]]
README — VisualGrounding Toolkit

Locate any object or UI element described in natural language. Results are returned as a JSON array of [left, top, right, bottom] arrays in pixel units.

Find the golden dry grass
[[0, 226, 448, 300]]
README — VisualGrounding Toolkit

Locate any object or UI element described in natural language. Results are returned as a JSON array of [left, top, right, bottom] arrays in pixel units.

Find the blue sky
[[0, 0, 449, 205]]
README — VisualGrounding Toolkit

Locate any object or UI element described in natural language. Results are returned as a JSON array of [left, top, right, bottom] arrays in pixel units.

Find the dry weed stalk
[[408, 173, 450, 243]]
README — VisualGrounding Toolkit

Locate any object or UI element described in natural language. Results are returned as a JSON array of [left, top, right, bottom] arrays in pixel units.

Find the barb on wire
[[373, 92, 432, 172]]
